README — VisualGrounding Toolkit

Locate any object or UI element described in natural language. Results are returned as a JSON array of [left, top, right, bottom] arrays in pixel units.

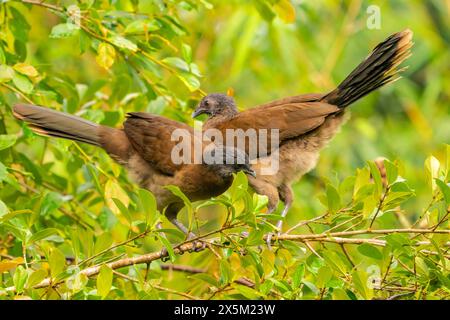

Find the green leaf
[[316, 266, 333, 288], [235, 285, 263, 299], [446, 144, 450, 180], [368, 161, 382, 196], [105, 179, 130, 216], [94, 233, 113, 254], [0, 65, 15, 82], [162, 57, 190, 72], [326, 184, 341, 213], [176, 73, 200, 92], [353, 167, 371, 199], [292, 264, 305, 288], [253, 193, 268, 211], [125, 20, 161, 34], [219, 259, 233, 286], [0, 134, 17, 151], [109, 35, 138, 52], [181, 43, 192, 63], [0, 161, 7, 182], [425, 155, 440, 191], [164, 185, 192, 212], [50, 23, 78, 38], [384, 160, 398, 185], [157, 228, 185, 241], [189, 273, 218, 287], [49, 248, 66, 277], [138, 188, 157, 225], [12, 73, 33, 93], [40, 192, 64, 217], [357, 244, 383, 260], [302, 280, 319, 295], [228, 171, 249, 203], [66, 269, 88, 292], [26, 269, 47, 288], [28, 228, 60, 244], [13, 265, 28, 294], [97, 265, 113, 298], [157, 234, 175, 262], [352, 270, 373, 299], [435, 179, 450, 204], [96, 42, 115, 69], [112, 198, 133, 224], [0, 46, 5, 64], [253, 0, 276, 21], [332, 288, 351, 300]]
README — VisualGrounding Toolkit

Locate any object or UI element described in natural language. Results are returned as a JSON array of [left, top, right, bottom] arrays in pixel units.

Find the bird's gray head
[[192, 93, 237, 118], [204, 145, 256, 179]]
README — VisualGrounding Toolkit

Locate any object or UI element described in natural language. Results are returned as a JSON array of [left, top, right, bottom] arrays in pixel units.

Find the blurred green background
[[0, 0, 449, 299]]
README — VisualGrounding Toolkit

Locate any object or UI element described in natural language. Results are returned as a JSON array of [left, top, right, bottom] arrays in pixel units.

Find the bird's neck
[[204, 110, 237, 129]]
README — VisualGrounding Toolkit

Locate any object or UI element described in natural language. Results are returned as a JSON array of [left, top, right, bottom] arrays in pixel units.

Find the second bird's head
[[204, 145, 256, 179], [192, 93, 237, 118]]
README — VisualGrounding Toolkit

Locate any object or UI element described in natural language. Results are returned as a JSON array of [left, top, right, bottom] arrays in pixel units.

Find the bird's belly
[[252, 139, 320, 185], [280, 141, 320, 183]]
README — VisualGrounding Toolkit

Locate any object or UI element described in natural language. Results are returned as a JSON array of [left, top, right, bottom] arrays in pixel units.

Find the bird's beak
[[192, 107, 206, 118], [244, 168, 257, 178]]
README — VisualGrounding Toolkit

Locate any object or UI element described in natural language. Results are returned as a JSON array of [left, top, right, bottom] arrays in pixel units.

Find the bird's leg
[[264, 199, 280, 250], [165, 203, 206, 252], [156, 222, 170, 260], [266, 184, 293, 249], [169, 217, 197, 240], [276, 185, 293, 233]]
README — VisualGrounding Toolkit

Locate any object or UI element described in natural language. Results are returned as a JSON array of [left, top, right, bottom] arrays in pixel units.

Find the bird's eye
[[204, 100, 209, 106]]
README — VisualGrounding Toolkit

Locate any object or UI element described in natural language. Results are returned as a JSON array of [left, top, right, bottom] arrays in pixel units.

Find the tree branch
[[3, 227, 447, 293]]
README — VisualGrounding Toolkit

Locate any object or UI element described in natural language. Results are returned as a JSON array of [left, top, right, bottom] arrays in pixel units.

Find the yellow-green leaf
[[97, 265, 113, 298], [49, 248, 65, 277], [12, 73, 33, 94], [96, 42, 115, 69], [27, 269, 47, 288], [0, 65, 15, 82], [425, 155, 440, 191], [274, 0, 296, 23], [13, 63, 38, 77], [109, 35, 138, 52], [0, 257, 24, 273], [105, 180, 130, 215]]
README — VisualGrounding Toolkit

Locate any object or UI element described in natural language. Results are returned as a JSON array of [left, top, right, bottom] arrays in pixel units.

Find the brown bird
[[192, 29, 414, 245], [13, 105, 256, 239]]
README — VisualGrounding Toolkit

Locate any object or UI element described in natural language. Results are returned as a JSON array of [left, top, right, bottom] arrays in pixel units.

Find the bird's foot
[[160, 247, 170, 262], [187, 232, 206, 252], [265, 231, 280, 251]]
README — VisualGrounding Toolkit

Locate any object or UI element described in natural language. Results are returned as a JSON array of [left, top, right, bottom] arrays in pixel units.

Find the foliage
[[0, 0, 449, 300]]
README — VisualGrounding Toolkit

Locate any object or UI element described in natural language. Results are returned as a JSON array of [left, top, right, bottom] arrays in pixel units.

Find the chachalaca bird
[[13, 104, 256, 239], [192, 29, 413, 245]]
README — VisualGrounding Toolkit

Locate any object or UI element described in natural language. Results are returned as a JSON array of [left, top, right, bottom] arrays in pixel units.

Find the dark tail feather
[[322, 29, 413, 108], [13, 104, 100, 146]]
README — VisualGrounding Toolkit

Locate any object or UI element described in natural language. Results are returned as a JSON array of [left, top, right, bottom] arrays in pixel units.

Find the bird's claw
[[186, 232, 206, 252], [266, 230, 281, 251], [160, 247, 170, 261]]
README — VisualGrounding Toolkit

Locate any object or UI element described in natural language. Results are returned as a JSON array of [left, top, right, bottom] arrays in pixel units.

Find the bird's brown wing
[[251, 93, 324, 109], [124, 112, 194, 176], [211, 101, 340, 156]]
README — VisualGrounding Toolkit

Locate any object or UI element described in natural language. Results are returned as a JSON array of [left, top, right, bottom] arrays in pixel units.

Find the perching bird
[[13, 104, 256, 239], [192, 29, 413, 245]]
